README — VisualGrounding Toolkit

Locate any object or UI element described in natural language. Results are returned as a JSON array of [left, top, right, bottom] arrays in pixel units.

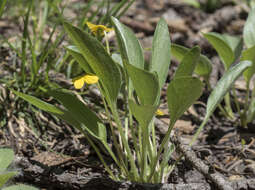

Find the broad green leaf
[[126, 64, 159, 106], [0, 172, 17, 188], [171, 43, 187, 61], [203, 32, 241, 70], [128, 99, 157, 127], [191, 61, 252, 145], [12, 90, 90, 138], [251, 1, 255, 9], [194, 56, 212, 77], [244, 8, 255, 48], [174, 46, 200, 79], [241, 45, 255, 83], [167, 77, 203, 124], [150, 19, 171, 89], [0, 149, 14, 172], [171, 43, 212, 77], [3, 184, 38, 190], [63, 22, 121, 104], [111, 17, 144, 69], [247, 98, 255, 123], [47, 89, 107, 141], [66, 46, 94, 74], [11, 90, 63, 115], [223, 34, 243, 61], [150, 18, 171, 90], [181, 0, 200, 8], [111, 53, 123, 67]]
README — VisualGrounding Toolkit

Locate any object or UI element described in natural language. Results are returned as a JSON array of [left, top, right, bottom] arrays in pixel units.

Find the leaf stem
[[111, 105, 139, 181], [85, 133, 116, 180], [148, 121, 175, 182]]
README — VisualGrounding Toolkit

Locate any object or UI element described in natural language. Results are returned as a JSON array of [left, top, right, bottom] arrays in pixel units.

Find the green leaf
[[11, 90, 64, 115], [174, 46, 200, 79], [128, 99, 157, 127], [247, 98, 255, 123], [47, 89, 107, 141], [63, 22, 121, 104], [126, 64, 159, 106], [191, 61, 252, 145], [0, 149, 14, 172], [241, 45, 255, 83], [203, 32, 242, 70], [12, 90, 95, 139], [171, 44, 212, 77], [2, 184, 38, 190], [0, 172, 17, 188], [194, 56, 212, 77], [171, 43, 187, 61], [244, 8, 255, 48], [0, 0, 7, 18], [206, 61, 251, 118], [150, 18, 171, 90], [167, 77, 203, 124], [181, 0, 200, 8], [66, 46, 94, 74], [111, 53, 123, 67], [223, 34, 243, 61], [111, 17, 144, 69]]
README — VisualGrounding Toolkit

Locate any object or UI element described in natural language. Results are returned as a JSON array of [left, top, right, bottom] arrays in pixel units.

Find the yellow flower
[[86, 22, 113, 36], [156, 109, 164, 116], [73, 74, 99, 89]]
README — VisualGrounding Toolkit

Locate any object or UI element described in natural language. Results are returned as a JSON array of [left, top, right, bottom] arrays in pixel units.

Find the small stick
[[172, 136, 234, 190]]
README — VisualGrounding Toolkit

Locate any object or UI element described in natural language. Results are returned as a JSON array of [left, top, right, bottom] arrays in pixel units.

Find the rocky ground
[[0, 0, 255, 189]]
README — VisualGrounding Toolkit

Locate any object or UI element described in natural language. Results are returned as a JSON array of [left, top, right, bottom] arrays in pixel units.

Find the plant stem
[[111, 106, 139, 181], [232, 87, 242, 124], [148, 121, 175, 182], [85, 133, 116, 180], [241, 82, 250, 127], [104, 31, 110, 54], [224, 92, 234, 119], [218, 104, 231, 118], [98, 85, 128, 177]]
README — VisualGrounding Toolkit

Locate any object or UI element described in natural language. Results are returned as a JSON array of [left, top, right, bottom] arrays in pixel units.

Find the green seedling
[[196, 8, 255, 127], [13, 17, 203, 183], [13, 16, 252, 183], [0, 148, 38, 190], [181, 0, 221, 12], [172, 9, 255, 127]]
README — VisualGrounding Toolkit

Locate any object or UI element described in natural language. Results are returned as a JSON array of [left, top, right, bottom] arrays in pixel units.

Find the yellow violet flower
[[73, 74, 99, 89], [86, 22, 113, 36], [156, 109, 164, 116]]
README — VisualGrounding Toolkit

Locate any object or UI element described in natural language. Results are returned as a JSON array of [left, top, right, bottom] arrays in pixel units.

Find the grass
[[0, 0, 135, 141]]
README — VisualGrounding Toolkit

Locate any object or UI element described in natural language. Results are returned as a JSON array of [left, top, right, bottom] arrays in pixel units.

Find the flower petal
[[73, 77, 85, 89], [86, 22, 113, 36], [86, 22, 97, 30], [83, 75, 99, 84], [156, 109, 164, 116]]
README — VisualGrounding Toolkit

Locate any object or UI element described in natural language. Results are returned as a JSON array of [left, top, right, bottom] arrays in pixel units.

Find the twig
[[172, 136, 234, 190]]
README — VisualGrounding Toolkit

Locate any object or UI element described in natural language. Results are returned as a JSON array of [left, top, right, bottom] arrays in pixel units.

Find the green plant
[[172, 8, 255, 128], [0, 0, 135, 132], [0, 148, 38, 190], [12, 16, 252, 183], [181, 0, 221, 12], [247, 0, 255, 8], [13, 17, 204, 183], [0, 0, 7, 18], [2, 0, 135, 88]]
